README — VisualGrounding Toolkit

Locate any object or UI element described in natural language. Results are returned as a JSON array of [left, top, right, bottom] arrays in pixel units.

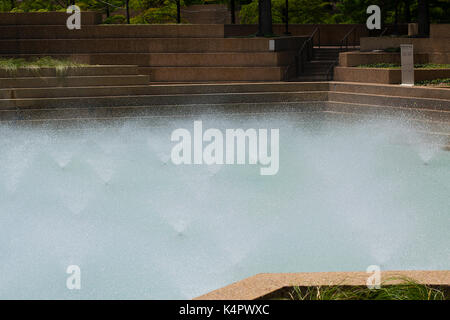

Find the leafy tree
[[240, 0, 333, 24]]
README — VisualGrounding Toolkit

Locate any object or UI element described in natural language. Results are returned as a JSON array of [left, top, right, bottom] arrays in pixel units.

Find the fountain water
[[0, 112, 448, 299]]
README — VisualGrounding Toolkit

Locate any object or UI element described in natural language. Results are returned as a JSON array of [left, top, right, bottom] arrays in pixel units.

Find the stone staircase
[[293, 47, 342, 81], [0, 13, 301, 83]]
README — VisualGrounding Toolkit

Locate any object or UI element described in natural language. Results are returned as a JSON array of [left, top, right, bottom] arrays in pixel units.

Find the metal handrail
[[379, 27, 388, 37], [284, 26, 320, 80], [325, 58, 338, 81], [99, 0, 132, 24], [340, 25, 357, 51], [310, 26, 320, 48], [328, 26, 358, 80], [97, 0, 122, 9]]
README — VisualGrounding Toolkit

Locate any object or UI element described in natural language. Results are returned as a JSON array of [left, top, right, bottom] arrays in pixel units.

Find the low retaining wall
[[431, 24, 450, 38], [0, 11, 102, 25], [225, 24, 407, 46], [360, 37, 450, 53], [0, 24, 226, 39], [196, 270, 450, 300], [334, 67, 450, 84], [339, 52, 429, 67], [0, 36, 306, 54]]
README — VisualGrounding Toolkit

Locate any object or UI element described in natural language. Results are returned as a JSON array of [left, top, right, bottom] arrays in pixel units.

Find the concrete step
[[326, 101, 450, 124], [3, 52, 293, 67], [0, 101, 325, 122], [0, 75, 150, 88], [0, 85, 153, 99], [0, 91, 328, 109], [314, 51, 340, 55], [321, 110, 450, 137], [304, 65, 332, 72], [294, 74, 331, 81], [314, 52, 340, 56], [328, 91, 450, 111], [0, 12, 102, 25], [307, 60, 336, 65], [140, 67, 287, 82], [329, 82, 450, 100], [0, 65, 140, 78], [313, 56, 339, 61], [314, 56, 339, 61], [1, 82, 329, 98], [0, 38, 282, 54], [91, 52, 293, 67], [0, 24, 225, 39], [315, 51, 339, 54], [140, 82, 329, 95]]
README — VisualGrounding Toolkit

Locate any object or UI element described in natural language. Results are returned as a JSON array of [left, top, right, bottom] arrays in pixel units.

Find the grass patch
[[0, 57, 88, 76], [416, 78, 450, 87], [287, 277, 448, 300], [384, 47, 401, 53], [358, 63, 401, 69], [357, 63, 450, 69]]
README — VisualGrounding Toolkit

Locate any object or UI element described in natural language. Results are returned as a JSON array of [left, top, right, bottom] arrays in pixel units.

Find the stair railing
[[97, 0, 132, 24], [339, 25, 357, 51], [284, 26, 320, 81], [379, 27, 388, 37], [325, 59, 338, 81], [328, 26, 359, 80]]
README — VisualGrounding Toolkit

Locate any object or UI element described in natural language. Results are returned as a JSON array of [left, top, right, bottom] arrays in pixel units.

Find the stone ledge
[[195, 270, 450, 300], [360, 37, 450, 53], [334, 67, 450, 84], [0, 11, 102, 25]]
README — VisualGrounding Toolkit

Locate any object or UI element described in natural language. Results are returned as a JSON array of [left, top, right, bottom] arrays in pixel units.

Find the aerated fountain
[[0, 112, 448, 299]]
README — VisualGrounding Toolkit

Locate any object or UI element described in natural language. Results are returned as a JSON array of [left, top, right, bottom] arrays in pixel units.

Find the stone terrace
[[0, 12, 305, 82]]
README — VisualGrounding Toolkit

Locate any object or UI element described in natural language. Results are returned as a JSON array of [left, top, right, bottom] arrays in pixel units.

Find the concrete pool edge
[[195, 270, 450, 300]]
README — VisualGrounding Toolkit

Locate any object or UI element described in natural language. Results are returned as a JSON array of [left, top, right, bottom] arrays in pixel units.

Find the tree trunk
[[394, 0, 399, 35], [257, 0, 273, 36], [417, 0, 430, 36], [404, 0, 411, 23]]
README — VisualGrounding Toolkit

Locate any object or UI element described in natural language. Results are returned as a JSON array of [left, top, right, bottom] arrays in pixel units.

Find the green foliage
[[0, 57, 87, 76], [416, 78, 450, 86], [1, 0, 449, 24], [240, 0, 349, 24], [238, 0, 257, 23], [357, 63, 450, 69], [103, 14, 127, 24], [130, 0, 182, 24], [288, 277, 447, 300]]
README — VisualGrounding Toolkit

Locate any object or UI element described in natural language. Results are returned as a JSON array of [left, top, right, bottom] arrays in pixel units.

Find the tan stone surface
[[339, 52, 429, 67], [360, 37, 450, 53], [0, 24, 225, 39], [196, 270, 450, 300], [0, 12, 101, 25], [334, 67, 450, 84], [430, 24, 450, 38]]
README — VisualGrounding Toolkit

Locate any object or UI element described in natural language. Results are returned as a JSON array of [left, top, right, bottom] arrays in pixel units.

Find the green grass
[[0, 57, 88, 75], [416, 78, 450, 87], [287, 277, 448, 300], [384, 47, 401, 53], [357, 63, 450, 69]]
